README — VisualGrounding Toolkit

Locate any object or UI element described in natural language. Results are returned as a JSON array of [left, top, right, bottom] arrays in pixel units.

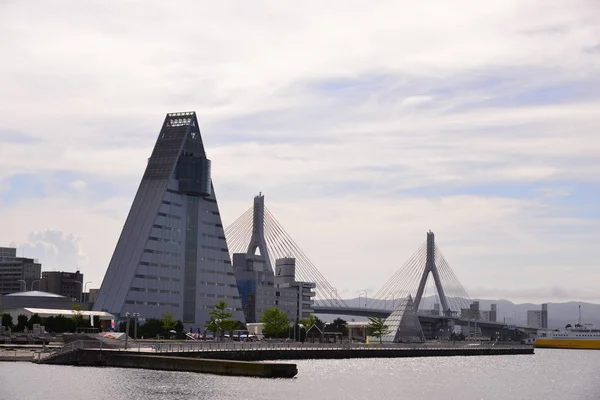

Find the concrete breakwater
[[35, 343, 532, 378], [40, 349, 298, 378], [0, 349, 36, 362], [174, 345, 534, 361]]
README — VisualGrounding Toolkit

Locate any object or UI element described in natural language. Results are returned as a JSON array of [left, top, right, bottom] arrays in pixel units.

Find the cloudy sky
[[1, 0, 598, 304]]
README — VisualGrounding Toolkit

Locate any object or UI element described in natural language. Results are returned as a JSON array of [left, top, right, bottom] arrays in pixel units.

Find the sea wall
[[43, 349, 297, 378], [175, 346, 534, 361]]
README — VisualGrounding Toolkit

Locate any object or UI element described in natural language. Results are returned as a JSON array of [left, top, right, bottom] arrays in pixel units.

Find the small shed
[[305, 324, 323, 343]]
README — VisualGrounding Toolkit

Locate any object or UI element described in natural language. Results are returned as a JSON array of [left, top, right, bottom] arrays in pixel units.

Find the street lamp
[[132, 313, 140, 340], [124, 312, 131, 349], [297, 323, 304, 342], [358, 290, 367, 308], [82, 281, 92, 303], [17, 279, 26, 292], [30, 280, 40, 291], [73, 280, 83, 302]]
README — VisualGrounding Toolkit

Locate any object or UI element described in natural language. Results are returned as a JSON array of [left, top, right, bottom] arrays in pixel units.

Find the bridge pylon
[[413, 231, 450, 315], [245, 193, 272, 272]]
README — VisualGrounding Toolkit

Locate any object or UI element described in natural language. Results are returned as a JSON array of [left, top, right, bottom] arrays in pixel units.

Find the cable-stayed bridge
[[226, 194, 347, 308], [226, 194, 533, 335]]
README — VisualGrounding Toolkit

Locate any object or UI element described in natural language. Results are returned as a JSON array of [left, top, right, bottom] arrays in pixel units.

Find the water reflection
[[1, 349, 599, 400]]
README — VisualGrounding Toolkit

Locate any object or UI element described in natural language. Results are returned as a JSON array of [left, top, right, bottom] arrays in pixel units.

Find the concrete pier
[[40, 349, 298, 378], [0, 349, 36, 362], [178, 346, 534, 361]]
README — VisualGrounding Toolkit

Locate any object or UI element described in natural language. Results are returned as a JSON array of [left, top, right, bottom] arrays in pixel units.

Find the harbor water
[[1, 349, 598, 399]]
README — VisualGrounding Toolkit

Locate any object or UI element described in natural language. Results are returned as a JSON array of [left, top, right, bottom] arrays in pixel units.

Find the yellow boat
[[534, 306, 600, 350], [534, 333, 600, 350]]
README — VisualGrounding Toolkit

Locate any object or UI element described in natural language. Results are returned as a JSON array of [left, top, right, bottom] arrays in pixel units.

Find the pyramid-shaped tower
[[93, 112, 245, 330], [381, 295, 425, 342]]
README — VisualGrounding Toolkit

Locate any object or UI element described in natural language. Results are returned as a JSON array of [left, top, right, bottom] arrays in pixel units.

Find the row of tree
[[259, 307, 392, 342], [1, 313, 42, 332], [1, 310, 100, 333], [2, 300, 393, 341]]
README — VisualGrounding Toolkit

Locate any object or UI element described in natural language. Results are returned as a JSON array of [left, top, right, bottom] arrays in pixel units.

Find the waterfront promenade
[[2, 340, 533, 378], [38, 339, 533, 362]]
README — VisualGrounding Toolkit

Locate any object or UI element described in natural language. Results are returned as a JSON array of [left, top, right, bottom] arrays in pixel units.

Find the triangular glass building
[[93, 112, 245, 330], [381, 295, 425, 342]]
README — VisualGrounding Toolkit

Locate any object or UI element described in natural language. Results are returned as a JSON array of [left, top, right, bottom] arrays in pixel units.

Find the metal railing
[[148, 340, 530, 354], [41, 339, 531, 358]]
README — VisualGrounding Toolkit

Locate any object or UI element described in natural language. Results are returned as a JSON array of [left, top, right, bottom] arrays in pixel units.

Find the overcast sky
[[1, 0, 599, 304]]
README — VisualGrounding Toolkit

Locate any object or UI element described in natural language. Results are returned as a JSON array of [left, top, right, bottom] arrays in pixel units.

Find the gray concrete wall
[[175, 346, 534, 361], [43, 349, 297, 378]]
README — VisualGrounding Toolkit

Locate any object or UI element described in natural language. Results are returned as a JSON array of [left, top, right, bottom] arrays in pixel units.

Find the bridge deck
[[312, 306, 534, 332]]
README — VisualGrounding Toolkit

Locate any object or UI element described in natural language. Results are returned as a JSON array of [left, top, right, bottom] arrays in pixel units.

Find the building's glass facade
[[93, 112, 245, 330]]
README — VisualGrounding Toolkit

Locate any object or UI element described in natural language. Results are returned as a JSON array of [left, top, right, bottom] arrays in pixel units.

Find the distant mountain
[[316, 297, 600, 329], [472, 298, 600, 329]]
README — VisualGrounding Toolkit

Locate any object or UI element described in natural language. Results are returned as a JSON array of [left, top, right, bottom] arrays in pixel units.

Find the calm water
[[1, 349, 599, 400]]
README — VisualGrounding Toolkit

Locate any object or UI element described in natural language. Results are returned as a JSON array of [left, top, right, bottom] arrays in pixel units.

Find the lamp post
[[82, 281, 92, 303], [73, 280, 83, 302], [124, 312, 131, 349], [322, 322, 329, 343], [132, 313, 140, 340], [358, 290, 367, 308], [17, 279, 26, 292], [30, 280, 40, 291]]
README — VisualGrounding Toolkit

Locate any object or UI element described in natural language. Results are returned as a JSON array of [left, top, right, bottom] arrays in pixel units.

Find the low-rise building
[[0, 290, 74, 310], [83, 288, 99, 306]]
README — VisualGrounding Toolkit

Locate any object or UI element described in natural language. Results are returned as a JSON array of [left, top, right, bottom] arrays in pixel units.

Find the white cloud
[[17, 229, 87, 272], [400, 96, 435, 107], [0, 0, 599, 302], [69, 180, 87, 190]]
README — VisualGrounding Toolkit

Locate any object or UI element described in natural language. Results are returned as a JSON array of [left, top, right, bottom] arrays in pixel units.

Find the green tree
[[205, 301, 236, 338], [71, 304, 84, 330], [367, 316, 391, 343], [1, 313, 13, 329], [331, 318, 348, 334], [261, 308, 289, 338], [300, 314, 324, 330], [174, 320, 184, 333], [138, 318, 164, 338], [162, 312, 177, 331], [15, 314, 28, 332], [27, 313, 42, 330]]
